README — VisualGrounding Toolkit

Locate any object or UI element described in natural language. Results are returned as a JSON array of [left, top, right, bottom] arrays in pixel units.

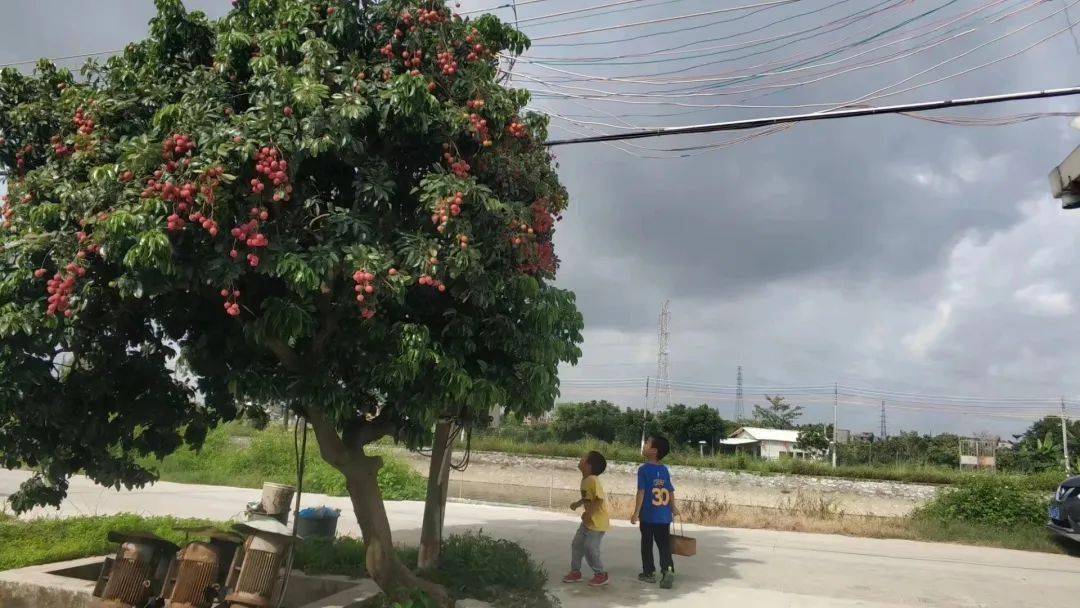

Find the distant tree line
[[486, 398, 1080, 474], [491, 400, 728, 452]]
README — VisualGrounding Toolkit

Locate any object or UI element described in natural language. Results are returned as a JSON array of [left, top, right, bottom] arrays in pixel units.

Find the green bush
[[917, 477, 1049, 527], [428, 531, 551, 608], [289, 531, 553, 608], [145, 423, 426, 500]]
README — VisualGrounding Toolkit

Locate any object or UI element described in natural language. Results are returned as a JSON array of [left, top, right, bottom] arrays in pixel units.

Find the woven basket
[[671, 521, 696, 557]]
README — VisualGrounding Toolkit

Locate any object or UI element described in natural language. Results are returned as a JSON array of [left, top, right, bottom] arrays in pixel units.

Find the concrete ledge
[[0, 557, 381, 608], [0, 556, 98, 608]]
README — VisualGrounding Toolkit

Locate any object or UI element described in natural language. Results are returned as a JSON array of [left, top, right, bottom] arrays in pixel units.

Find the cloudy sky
[[4, 0, 1080, 437]]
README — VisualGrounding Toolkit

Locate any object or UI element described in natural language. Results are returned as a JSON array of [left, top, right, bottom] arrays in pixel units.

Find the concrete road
[[0, 469, 1076, 607]]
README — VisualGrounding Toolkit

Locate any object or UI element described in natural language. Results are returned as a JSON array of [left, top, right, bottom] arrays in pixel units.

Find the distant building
[[718, 427, 807, 461], [853, 432, 876, 443]]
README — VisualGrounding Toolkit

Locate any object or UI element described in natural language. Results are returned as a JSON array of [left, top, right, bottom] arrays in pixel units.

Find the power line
[[519, 0, 866, 60], [532, 0, 856, 49], [1063, 0, 1080, 53], [518, 0, 1072, 104], [517, 0, 1021, 87], [0, 49, 122, 69], [543, 85, 1080, 146], [510, 0, 671, 25], [459, 0, 551, 16], [529, 0, 801, 42]]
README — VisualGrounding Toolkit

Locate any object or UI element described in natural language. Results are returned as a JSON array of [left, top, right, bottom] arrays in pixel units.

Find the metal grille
[[170, 559, 217, 607], [235, 549, 281, 595], [101, 558, 151, 606]]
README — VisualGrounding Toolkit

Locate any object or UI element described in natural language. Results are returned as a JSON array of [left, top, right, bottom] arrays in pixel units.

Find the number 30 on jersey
[[651, 488, 671, 506]]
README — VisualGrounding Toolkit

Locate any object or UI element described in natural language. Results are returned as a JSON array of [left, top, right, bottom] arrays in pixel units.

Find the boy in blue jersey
[[630, 435, 677, 589]]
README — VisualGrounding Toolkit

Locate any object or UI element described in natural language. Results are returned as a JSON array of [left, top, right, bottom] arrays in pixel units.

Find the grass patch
[[143, 423, 426, 500], [469, 435, 1063, 491], [0, 514, 221, 571]]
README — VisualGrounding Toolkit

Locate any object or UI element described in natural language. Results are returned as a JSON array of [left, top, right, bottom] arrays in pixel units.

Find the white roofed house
[[718, 427, 807, 461]]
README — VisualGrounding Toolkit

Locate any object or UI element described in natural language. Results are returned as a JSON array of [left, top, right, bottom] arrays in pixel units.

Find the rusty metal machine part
[[166, 542, 225, 608], [89, 533, 178, 608], [224, 531, 290, 608]]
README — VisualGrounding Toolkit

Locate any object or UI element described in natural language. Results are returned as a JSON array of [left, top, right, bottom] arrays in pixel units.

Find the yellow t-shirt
[[580, 475, 610, 532]]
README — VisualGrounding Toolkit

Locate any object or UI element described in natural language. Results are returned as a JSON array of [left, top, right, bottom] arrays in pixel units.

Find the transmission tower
[[654, 300, 672, 411], [735, 366, 744, 420], [880, 400, 887, 440]]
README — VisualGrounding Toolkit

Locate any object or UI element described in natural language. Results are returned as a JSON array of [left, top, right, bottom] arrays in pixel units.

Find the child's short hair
[[586, 450, 607, 475], [648, 435, 671, 460]]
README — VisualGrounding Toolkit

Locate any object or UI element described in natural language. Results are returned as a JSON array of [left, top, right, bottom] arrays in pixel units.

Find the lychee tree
[[0, 0, 582, 601]]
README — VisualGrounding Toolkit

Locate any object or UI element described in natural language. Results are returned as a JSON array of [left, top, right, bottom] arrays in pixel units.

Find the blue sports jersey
[[638, 463, 675, 524]]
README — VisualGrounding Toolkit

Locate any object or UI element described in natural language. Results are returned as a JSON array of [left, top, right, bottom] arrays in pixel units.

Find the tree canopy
[[0, 0, 583, 521], [752, 395, 803, 429]]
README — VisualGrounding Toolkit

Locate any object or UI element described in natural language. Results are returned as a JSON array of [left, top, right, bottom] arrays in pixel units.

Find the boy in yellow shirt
[[563, 450, 610, 586]]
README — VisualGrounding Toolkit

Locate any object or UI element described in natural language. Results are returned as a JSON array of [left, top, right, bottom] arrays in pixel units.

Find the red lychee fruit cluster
[[229, 207, 270, 267], [251, 147, 292, 202], [507, 120, 527, 139], [430, 190, 465, 234], [45, 263, 83, 318], [437, 50, 458, 76], [418, 274, 446, 292], [220, 288, 241, 317], [162, 133, 195, 159], [50, 135, 72, 157], [73, 107, 95, 136], [441, 145, 471, 178]]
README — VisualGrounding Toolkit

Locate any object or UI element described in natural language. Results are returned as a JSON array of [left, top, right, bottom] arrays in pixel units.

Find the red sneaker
[[562, 571, 583, 583], [588, 573, 610, 587]]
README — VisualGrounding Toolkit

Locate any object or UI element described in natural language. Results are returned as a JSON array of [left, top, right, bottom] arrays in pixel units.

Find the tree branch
[[342, 415, 396, 453], [265, 337, 304, 373], [305, 406, 356, 470]]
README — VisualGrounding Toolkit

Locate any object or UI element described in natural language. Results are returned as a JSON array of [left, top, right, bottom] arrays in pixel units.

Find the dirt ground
[[396, 449, 938, 517]]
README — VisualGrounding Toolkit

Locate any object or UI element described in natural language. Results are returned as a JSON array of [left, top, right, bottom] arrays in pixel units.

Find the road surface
[[0, 470, 1074, 607]]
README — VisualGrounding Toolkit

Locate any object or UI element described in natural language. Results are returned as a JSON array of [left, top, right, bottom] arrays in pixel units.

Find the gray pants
[[571, 523, 606, 574]]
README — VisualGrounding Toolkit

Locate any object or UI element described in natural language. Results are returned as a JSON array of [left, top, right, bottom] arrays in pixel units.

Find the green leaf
[[269, 253, 320, 294], [292, 79, 330, 112], [122, 229, 173, 274]]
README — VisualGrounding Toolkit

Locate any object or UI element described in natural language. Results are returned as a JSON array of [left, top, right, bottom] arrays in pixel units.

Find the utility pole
[[654, 300, 672, 411], [880, 400, 887, 440], [641, 377, 651, 449], [832, 383, 838, 468], [735, 366, 744, 420], [1063, 397, 1072, 475]]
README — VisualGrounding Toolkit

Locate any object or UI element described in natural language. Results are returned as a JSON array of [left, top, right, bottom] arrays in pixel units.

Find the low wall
[[0, 556, 381, 608], [401, 449, 941, 517]]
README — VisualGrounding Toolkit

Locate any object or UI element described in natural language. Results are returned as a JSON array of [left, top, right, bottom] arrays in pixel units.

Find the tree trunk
[[418, 421, 454, 570], [343, 454, 453, 607]]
